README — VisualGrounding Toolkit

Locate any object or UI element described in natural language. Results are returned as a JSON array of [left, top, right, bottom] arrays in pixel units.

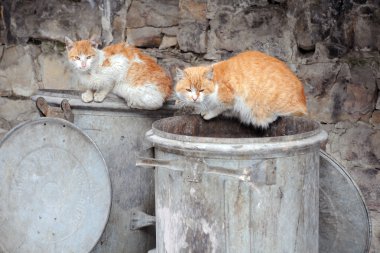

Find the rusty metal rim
[[151, 116, 324, 144], [146, 131, 327, 158]]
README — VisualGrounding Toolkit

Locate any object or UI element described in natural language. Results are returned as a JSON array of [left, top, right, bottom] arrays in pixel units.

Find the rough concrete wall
[[0, 0, 379, 251]]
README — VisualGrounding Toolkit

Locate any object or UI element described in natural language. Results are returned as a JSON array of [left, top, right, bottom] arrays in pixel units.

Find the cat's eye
[[199, 89, 205, 92], [75, 56, 80, 60], [86, 56, 92, 59], [186, 88, 192, 92]]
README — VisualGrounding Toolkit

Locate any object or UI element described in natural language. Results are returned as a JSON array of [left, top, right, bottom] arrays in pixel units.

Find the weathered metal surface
[[32, 89, 176, 253], [138, 152, 372, 253], [145, 115, 327, 253], [319, 150, 371, 253], [0, 118, 111, 253]]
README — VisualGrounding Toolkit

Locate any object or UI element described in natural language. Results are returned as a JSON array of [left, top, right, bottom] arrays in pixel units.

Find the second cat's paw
[[81, 92, 94, 103], [94, 93, 106, 103], [201, 112, 216, 120]]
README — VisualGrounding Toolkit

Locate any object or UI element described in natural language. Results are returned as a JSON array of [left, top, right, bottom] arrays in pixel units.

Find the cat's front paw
[[202, 112, 217, 120], [81, 91, 94, 103], [94, 93, 106, 103]]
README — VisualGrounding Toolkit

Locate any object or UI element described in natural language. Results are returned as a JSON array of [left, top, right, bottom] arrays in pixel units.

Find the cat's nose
[[192, 95, 198, 101], [81, 62, 87, 68]]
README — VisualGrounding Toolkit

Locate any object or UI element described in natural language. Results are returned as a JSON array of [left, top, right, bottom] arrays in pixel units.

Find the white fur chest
[[77, 53, 130, 90], [77, 70, 109, 90], [203, 84, 221, 109]]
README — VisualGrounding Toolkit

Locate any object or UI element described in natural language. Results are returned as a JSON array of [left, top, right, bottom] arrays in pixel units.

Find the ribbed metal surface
[[0, 118, 111, 253], [146, 115, 327, 253]]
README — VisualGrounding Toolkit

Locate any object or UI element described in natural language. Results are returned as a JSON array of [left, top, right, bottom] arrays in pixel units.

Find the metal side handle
[[136, 156, 276, 185]]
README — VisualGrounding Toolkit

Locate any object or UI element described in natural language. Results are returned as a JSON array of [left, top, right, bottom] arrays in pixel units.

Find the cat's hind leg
[[81, 90, 94, 103]]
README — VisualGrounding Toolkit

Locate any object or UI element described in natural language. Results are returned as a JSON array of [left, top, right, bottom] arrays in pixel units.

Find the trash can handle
[[136, 155, 276, 186]]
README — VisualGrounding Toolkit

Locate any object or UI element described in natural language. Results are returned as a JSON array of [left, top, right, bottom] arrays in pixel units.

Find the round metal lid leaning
[[0, 118, 111, 253]]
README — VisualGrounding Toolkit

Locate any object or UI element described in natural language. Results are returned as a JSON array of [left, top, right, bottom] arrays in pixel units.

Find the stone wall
[[0, 0, 379, 251]]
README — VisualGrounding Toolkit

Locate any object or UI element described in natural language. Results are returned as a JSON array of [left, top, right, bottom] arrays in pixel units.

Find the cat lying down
[[175, 51, 307, 128], [65, 37, 172, 110]]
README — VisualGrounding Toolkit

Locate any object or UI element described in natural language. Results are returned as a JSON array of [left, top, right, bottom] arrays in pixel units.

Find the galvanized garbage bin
[[31, 90, 177, 253], [139, 115, 328, 253]]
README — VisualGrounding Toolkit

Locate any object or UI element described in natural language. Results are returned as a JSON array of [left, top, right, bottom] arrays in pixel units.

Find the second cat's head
[[65, 36, 99, 72], [175, 66, 216, 105]]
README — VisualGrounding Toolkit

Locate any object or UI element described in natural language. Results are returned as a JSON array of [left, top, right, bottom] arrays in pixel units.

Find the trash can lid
[[320, 150, 371, 253], [0, 118, 111, 253]]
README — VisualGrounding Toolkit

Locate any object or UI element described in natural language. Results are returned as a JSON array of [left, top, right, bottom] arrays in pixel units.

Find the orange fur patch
[[102, 59, 111, 67], [67, 40, 96, 60], [102, 43, 172, 98]]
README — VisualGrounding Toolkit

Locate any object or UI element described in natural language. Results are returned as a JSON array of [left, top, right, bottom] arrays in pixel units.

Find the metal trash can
[[138, 115, 328, 253], [31, 90, 176, 253]]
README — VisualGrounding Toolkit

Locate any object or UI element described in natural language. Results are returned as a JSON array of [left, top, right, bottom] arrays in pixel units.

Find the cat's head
[[65, 36, 99, 72], [175, 66, 215, 105]]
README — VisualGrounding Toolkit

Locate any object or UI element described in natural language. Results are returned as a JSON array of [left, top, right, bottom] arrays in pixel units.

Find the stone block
[[177, 0, 208, 53], [298, 62, 344, 123], [341, 63, 378, 120], [127, 27, 163, 48], [178, 22, 207, 53], [111, 2, 129, 43], [300, 60, 377, 123], [11, 0, 101, 43], [327, 121, 379, 169], [0, 45, 39, 97], [294, 12, 316, 51], [370, 110, 380, 128], [207, 4, 291, 60], [0, 4, 6, 44], [162, 26, 179, 36], [159, 36, 178, 50], [0, 97, 38, 127], [179, 0, 207, 22], [126, 0, 179, 28], [37, 53, 74, 90], [353, 5, 375, 51]]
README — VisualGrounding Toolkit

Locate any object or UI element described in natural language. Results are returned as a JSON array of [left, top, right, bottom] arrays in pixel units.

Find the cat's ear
[[64, 36, 74, 51], [89, 34, 100, 48], [175, 68, 185, 80], [205, 66, 214, 80]]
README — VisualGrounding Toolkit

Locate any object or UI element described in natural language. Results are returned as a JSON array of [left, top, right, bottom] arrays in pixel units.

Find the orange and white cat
[[175, 51, 307, 127], [65, 37, 172, 110]]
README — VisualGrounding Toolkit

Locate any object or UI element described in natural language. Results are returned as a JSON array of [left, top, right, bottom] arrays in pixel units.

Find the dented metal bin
[[32, 90, 176, 253], [140, 115, 328, 253]]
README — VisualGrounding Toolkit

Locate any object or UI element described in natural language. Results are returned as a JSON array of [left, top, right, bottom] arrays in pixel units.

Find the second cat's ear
[[65, 36, 74, 51], [205, 66, 214, 80], [175, 68, 185, 80]]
